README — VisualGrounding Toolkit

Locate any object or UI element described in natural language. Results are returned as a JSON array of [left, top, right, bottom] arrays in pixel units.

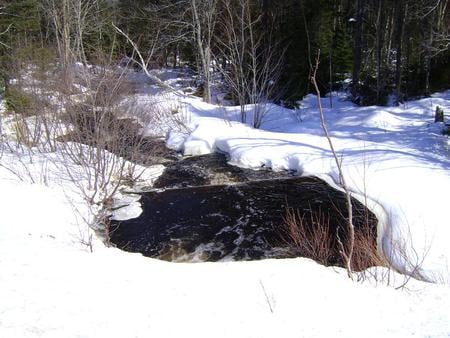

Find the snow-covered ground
[[168, 89, 450, 283], [1, 69, 449, 337]]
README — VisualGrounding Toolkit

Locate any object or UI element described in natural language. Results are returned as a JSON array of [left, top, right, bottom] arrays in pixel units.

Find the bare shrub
[[352, 222, 388, 271], [55, 67, 147, 205], [0, 52, 165, 231], [379, 221, 435, 284], [283, 206, 387, 272], [123, 93, 192, 138], [283, 207, 334, 266], [4, 85, 35, 117], [10, 117, 40, 148], [215, 0, 285, 128], [0, 39, 187, 247], [2, 58, 61, 153], [149, 99, 192, 136]]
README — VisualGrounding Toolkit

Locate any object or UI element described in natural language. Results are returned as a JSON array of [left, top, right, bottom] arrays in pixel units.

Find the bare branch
[[310, 50, 355, 279], [0, 23, 12, 48], [112, 23, 180, 94]]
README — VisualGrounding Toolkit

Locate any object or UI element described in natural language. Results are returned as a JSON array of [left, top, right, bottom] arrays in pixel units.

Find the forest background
[[0, 0, 448, 110]]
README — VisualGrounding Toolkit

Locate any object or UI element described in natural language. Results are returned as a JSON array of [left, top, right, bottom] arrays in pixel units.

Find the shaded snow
[[167, 90, 450, 283]]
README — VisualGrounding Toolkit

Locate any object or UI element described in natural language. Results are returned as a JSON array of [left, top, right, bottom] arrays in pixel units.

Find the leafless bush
[[379, 221, 435, 285], [0, 54, 65, 184], [2, 60, 61, 153], [283, 207, 335, 266], [282, 203, 438, 287], [54, 66, 151, 205], [282, 206, 387, 272], [353, 220, 438, 287], [124, 94, 192, 138], [215, 0, 284, 128], [0, 52, 167, 217], [352, 222, 388, 271]]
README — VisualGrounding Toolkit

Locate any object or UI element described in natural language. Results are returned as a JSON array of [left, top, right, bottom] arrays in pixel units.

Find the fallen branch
[[112, 23, 180, 94]]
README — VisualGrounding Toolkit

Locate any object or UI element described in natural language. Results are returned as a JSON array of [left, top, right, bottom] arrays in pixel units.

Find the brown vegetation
[[282, 206, 387, 272]]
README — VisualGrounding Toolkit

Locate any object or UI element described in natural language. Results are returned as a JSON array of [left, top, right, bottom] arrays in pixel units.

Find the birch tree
[[190, 0, 218, 103], [216, 0, 284, 128]]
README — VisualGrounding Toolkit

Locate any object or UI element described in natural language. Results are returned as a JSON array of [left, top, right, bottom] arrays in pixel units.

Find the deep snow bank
[[168, 91, 450, 282], [2, 158, 449, 338]]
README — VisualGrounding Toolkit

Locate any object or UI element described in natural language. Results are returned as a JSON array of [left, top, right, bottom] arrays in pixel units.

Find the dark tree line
[[274, 0, 449, 105], [0, 0, 449, 107]]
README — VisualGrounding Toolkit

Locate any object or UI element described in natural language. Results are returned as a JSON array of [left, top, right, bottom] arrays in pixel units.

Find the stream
[[109, 153, 378, 265]]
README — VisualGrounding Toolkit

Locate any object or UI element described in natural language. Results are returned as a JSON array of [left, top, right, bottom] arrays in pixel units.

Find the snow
[[169, 91, 450, 283], [1, 68, 450, 337], [0, 181, 449, 337]]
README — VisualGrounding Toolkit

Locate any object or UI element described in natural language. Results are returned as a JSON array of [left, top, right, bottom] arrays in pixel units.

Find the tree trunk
[[300, 0, 311, 94], [261, 0, 271, 49], [394, 0, 405, 106], [424, 9, 436, 97], [351, 0, 363, 102], [376, 0, 385, 104], [424, 39, 432, 97], [329, 53, 333, 108], [192, 0, 212, 103], [173, 44, 178, 68], [203, 46, 211, 103]]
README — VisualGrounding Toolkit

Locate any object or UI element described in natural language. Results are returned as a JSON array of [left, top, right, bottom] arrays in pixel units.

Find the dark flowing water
[[109, 154, 378, 263]]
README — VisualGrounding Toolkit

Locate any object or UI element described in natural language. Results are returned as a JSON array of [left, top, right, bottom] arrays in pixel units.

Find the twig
[[259, 279, 274, 314], [112, 23, 182, 96]]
